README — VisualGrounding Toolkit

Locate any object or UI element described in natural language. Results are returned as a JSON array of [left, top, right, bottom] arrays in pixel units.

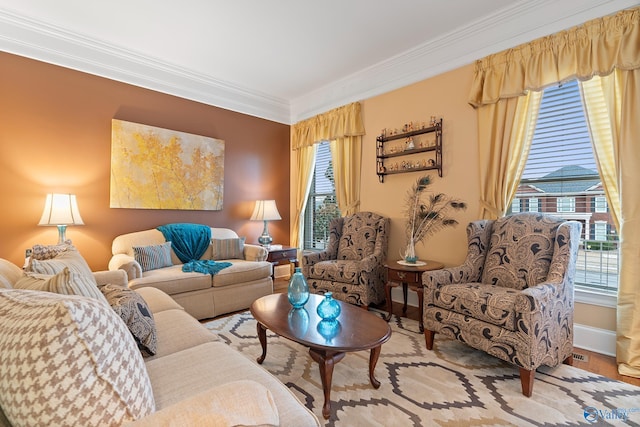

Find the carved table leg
[[369, 345, 382, 389], [309, 348, 345, 420], [416, 285, 425, 333], [256, 322, 267, 364], [384, 281, 396, 321]]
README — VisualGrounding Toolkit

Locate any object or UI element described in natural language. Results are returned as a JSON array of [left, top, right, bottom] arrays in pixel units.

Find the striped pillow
[[27, 248, 96, 286], [14, 268, 107, 303], [211, 237, 245, 260], [133, 242, 173, 272]]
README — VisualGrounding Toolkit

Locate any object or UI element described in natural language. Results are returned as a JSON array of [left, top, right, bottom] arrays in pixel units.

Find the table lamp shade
[[250, 200, 282, 221], [250, 200, 281, 246], [38, 194, 84, 243]]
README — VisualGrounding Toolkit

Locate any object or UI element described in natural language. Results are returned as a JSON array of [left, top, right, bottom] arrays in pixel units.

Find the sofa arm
[[244, 244, 268, 262], [125, 380, 279, 427], [92, 269, 128, 287], [119, 261, 143, 281]]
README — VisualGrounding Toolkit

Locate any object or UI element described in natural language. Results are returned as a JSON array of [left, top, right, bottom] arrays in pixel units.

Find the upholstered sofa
[[0, 257, 320, 426], [302, 212, 390, 308], [109, 225, 273, 320]]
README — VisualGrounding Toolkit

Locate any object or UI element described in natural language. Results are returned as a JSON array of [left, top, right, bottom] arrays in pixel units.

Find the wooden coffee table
[[250, 293, 392, 419]]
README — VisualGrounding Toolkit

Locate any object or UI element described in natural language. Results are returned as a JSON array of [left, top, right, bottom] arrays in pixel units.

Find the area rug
[[204, 311, 640, 426]]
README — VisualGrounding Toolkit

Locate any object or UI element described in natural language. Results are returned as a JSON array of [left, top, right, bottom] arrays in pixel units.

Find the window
[[528, 198, 539, 212], [513, 80, 619, 293], [302, 142, 341, 250], [511, 198, 521, 213], [594, 196, 607, 213], [557, 197, 576, 213]]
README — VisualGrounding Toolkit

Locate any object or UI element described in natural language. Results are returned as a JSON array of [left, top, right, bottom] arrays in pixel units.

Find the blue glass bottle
[[287, 267, 309, 308], [316, 292, 341, 321]]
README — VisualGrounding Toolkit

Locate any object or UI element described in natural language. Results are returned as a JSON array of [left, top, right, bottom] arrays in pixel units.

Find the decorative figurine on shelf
[[430, 116, 437, 127], [405, 137, 415, 150]]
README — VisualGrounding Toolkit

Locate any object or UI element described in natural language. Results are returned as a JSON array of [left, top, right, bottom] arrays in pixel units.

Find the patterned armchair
[[302, 212, 389, 309], [422, 212, 582, 397]]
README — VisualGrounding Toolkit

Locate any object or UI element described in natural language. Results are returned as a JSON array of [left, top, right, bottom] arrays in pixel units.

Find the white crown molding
[[0, 8, 291, 124], [289, 0, 640, 123], [1, 1, 637, 125]]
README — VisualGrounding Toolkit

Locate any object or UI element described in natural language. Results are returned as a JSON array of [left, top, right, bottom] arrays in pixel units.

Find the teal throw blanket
[[157, 223, 232, 276], [157, 223, 211, 263], [183, 259, 232, 276]]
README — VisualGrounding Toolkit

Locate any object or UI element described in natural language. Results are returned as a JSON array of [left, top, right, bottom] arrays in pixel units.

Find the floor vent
[[573, 352, 589, 362]]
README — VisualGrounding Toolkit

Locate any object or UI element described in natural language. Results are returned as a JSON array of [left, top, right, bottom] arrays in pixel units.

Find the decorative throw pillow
[[0, 289, 155, 426], [133, 242, 173, 272], [30, 240, 75, 260], [99, 283, 157, 356], [14, 268, 107, 303], [211, 237, 245, 260], [27, 248, 98, 287]]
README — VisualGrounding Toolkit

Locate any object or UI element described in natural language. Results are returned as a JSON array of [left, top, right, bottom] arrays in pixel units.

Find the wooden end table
[[265, 245, 298, 279], [384, 260, 444, 333], [250, 293, 391, 420]]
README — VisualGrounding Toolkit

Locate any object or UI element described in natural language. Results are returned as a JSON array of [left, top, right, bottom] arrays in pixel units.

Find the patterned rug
[[204, 311, 640, 426]]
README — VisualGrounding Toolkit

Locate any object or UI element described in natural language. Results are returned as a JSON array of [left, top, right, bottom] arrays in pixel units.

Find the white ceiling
[[0, 0, 637, 124]]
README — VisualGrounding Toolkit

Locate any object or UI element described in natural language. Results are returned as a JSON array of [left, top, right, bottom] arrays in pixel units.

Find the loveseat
[[109, 224, 273, 320], [0, 257, 320, 426]]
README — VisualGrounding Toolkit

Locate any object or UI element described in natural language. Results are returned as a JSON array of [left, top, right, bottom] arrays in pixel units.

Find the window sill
[[575, 286, 617, 308]]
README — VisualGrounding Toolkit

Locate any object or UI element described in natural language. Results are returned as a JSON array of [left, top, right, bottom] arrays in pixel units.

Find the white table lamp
[[38, 193, 84, 243], [250, 200, 281, 246]]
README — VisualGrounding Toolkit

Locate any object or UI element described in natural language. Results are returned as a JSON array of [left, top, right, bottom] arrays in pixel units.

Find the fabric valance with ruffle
[[291, 102, 365, 150], [469, 7, 640, 107]]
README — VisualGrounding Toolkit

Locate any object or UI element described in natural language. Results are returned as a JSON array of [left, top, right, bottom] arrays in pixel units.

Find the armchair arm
[[243, 244, 268, 261], [126, 380, 279, 427], [92, 269, 128, 287]]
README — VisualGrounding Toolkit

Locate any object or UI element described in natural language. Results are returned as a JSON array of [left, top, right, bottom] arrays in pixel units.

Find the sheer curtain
[[580, 69, 640, 377], [290, 102, 365, 245], [468, 7, 640, 377]]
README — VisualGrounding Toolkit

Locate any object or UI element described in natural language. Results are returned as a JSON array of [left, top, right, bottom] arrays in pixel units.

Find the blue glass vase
[[316, 292, 341, 321], [287, 267, 309, 308], [288, 308, 309, 335]]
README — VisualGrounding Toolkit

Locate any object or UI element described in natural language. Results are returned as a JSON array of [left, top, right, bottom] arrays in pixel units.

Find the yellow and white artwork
[[110, 119, 224, 210]]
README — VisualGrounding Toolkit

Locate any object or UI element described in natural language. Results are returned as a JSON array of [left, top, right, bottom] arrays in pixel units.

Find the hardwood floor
[[273, 278, 640, 388]]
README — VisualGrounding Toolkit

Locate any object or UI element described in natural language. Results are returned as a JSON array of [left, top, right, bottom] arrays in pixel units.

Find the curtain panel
[[290, 102, 365, 245]]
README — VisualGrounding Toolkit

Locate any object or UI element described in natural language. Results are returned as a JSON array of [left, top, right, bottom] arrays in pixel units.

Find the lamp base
[[258, 220, 273, 246], [57, 225, 68, 244]]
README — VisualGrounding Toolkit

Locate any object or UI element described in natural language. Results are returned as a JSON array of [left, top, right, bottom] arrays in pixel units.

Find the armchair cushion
[[433, 282, 520, 331], [337, 214, 378, 260], [481, 214, 559, 290], [14, 268, 108, 303]]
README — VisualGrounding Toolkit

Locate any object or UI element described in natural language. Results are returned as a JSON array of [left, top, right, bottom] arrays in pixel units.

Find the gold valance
[[469, 7, 640, 107], [291, 102, 365, 150]]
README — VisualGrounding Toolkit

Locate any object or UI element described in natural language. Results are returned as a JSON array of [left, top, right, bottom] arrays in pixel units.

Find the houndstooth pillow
[[0, 289, 155, 426]]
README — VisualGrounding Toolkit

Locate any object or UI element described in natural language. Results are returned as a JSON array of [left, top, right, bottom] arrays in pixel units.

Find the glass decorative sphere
[[316, 292, 341, 321]]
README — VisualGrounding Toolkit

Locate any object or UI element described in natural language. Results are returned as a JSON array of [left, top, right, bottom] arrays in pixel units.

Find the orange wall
[[0, 52, 291, 270]]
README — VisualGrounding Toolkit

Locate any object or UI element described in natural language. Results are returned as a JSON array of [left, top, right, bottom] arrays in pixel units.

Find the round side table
[[384, 260, 444, 332]]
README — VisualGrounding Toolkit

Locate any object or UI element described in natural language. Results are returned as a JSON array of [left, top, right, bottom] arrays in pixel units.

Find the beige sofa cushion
[[126, 380, 279, 427], [144, 308, 219, 361], [129, 265, 212, 294], [145, 342, 319, 426], [212, 260, 272, 287], [0, 289, 155, 426]]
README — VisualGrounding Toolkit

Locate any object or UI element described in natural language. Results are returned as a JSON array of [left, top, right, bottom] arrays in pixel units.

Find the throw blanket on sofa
[[157, 223, 231, 276]]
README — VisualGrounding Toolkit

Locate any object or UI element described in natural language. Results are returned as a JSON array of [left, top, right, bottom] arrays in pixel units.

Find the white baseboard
[[574, 323, 616, 357], [392, 289, 617, 357]]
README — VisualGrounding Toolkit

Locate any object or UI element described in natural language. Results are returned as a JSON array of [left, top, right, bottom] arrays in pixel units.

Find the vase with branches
[[402, 175, 467, 263]]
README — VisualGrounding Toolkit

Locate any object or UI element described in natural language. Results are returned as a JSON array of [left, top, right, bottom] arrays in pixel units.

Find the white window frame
[[529, 198, 539, 212], [557, 197, 575, 213], [594, 196, 607, 213]]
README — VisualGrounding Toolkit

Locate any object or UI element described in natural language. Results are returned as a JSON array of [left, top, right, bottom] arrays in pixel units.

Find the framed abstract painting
[[110, 119, 224, 210]]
